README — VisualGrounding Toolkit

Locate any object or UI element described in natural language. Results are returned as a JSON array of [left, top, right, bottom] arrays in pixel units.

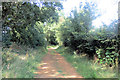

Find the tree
[[56, 2, 98, 58], [2, 2, 63, 47]]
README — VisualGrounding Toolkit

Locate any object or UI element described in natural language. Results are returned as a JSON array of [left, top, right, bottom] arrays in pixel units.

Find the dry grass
[[2, 44, 47, 78]]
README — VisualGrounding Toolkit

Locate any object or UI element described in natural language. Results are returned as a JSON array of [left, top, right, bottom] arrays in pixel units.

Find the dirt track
[[34, 48, 83, 78]]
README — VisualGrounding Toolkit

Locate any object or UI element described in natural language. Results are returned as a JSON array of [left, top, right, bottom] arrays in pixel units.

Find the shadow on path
[[34, 48, 83, 78]]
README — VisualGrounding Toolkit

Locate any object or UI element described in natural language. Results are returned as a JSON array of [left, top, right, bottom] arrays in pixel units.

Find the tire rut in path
[[34, 48, 83, 78]]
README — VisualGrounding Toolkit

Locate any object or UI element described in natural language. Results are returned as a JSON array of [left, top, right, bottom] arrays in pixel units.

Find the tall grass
[[2, 46, 47, 78], [56, 46, 118, 78], [0, 48, 2, 80]]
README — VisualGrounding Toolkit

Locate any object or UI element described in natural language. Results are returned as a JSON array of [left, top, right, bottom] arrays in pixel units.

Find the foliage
[[56, 2, 98, 58], [55, 2, 119, 69], [2, 30, 11, 47], [95, 38, 119, 67], [2, 46, 47, 78], [2, 1, 119, 78], [56, 46, 118, 78], [2, 2, 63, 48], [96, 49, 119, 67], [43, 22, 58, 45]]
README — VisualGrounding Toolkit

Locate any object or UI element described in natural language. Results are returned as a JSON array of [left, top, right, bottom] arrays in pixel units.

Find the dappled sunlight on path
[[34, 48, 83, 78]]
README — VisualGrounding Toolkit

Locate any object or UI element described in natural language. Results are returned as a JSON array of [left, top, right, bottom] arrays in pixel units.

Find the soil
[[34, 48, 83, 78]]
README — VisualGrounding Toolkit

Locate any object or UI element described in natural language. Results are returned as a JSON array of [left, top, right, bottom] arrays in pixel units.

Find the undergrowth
[[56, 46, 118, 78], [2, 45, 47, 78]]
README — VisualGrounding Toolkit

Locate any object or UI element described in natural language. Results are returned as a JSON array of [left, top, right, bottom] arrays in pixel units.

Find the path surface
[[34, 48, 83, 78]]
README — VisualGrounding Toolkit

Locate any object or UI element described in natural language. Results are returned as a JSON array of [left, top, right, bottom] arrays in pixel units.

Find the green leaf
[[98, 55, 101, 58], [100, 59, 103, 61], [96, 52, 100, 54], [105, 52, 109, 55], [114, 53, 119, 56], [100, 61, 103, 64], [103, 58, 106, 60], [106, 55, 110, 58]]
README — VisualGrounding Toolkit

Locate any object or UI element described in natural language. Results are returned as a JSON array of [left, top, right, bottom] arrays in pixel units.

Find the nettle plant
[[96, 48, 119, 67]]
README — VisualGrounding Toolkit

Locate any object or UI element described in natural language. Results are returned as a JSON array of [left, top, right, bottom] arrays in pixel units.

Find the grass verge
[[2, 46, 47, 78], [56, 46, 118, 78]]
